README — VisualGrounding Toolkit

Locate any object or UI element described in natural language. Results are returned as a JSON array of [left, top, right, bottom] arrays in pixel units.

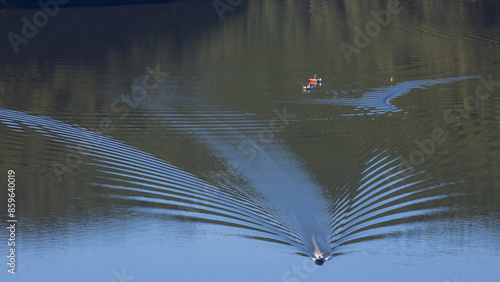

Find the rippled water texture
[[1, 1, 500, 281]]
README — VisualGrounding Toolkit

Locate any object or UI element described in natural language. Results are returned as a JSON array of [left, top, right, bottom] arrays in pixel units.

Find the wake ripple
[[326, 145, 465, 255], [0, 104, 465, 262], [281, 76, 478, 115], [0, 108, 306, 251]]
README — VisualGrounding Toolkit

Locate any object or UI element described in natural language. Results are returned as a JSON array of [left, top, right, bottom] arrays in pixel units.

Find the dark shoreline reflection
[[1, 0, 185, 9]]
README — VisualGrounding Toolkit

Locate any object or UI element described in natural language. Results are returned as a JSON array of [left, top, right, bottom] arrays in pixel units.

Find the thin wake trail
[[280, 75, 478, 115]]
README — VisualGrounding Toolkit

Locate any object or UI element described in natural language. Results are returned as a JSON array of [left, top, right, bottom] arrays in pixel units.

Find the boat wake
[[0, 74, 467, 264], [282, 75, 478, 115]]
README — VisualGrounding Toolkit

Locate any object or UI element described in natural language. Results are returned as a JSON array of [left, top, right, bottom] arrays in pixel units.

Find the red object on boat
[[309, 78, 322, 82]]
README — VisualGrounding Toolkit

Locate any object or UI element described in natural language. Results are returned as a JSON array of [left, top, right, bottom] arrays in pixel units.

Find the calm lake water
[[1, 0, 500, 281]]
